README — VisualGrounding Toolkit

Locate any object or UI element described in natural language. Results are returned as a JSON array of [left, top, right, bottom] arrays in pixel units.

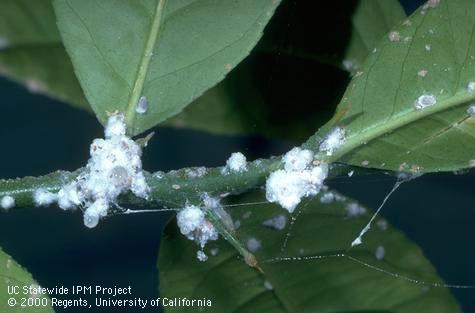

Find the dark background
[[0, 0, 474, 312]]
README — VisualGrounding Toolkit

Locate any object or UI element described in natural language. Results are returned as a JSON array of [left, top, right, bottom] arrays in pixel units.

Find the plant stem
[[0, 158, 359, 211], [125, 0, 168, 134]]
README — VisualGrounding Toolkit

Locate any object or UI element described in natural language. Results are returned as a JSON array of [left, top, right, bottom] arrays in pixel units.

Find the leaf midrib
[[125, 0, 167, 133], [324, 91, 475, 165]]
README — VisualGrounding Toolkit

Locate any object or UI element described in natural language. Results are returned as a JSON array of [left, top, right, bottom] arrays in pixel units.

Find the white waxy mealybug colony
[[33, 113, 150, 229], [222, 152, 247, 174], [1, 196, 15, 210], [319, 127, 346, 156], [266, 147, 328, 213]]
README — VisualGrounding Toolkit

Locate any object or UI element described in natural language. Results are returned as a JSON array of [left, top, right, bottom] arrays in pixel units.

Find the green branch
[[0, 157, 364, 211], [0, 158, 282, 210]]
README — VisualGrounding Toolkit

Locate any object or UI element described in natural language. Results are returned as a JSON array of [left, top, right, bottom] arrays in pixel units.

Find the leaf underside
[[54, 0, 281, 136], [344, 0, 406, 74], [309, 0, 475, 173], [0, 0, 88, 110], [0, 248, 53, 313], [158, 191, 459, 313]]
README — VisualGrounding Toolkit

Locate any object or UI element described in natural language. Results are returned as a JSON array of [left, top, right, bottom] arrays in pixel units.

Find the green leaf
[[54, 0, 281, 136], [165, 1, 405, 141], [308, 0, 475, 172], [0, 0, 89, 111], [164, 57, 338, 143], [0, 248, 54, 313], [158, 191, 459, 313], [344, 0, 406, 74], [164, 79, 254, 136]]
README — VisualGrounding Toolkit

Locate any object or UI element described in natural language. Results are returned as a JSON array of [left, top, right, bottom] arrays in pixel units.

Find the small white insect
[[418, 69, 428, 77], [388, 31, 401, 42], [342, 59, 355, 72], [375, 246, 386, 260], [467, 81, 475, 93], [136, 96, 148, 114], [262, 215, 287, 230], [282, 147, 314, 172], [33, 188, 57, 206], [196, 250, 208, 262], [222, 152, 247, 174], [264, 280, 274, 290], [345, 202, 367, 217], [246, 238, 261, 253], [414, 94, 436, 110], [320, 192, 335, 204], [467, 105, 475, 117], [1, 196, 15, 210]]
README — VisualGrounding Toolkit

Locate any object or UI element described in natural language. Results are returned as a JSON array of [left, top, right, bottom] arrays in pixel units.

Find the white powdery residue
[[242, 211, 252, 219], [202, 193, 234, 231], [185, 167, 207, 178], [414, 94, 436, 110], [424, 0, 440, 8], [136, 96, 148, 114], [262, 215, 287, 230], [467, 81, 475, 93], [320, 192, 335, 204], [246, 238, 261, 253], [33, 188, 57, 206], [375, 246, 386, 260], [334, 193, 347, 202], [342, 59, 355, 72], [264, 280, 274, 290], [265, 163, 328, 213], [176, 205, 218, 249], [319, 127, 346, 156], [202, 193, 220, 210], [376, 219, 388, 230], [196, 250, 208, 262], [234, 219, 241, 229], [282, 147, 314, 172], [0, 37, 9, 49], [345, 202, 367, 217], [1, 196, 15, 210], [25, 79, 47, 94], [418, 69, 428, 77], [210, 248, 219, 256], [388, 31, 400, 42], [153, 171, 164, 179], [467, 105, 475, 117], [222, 152, 247, 174]]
